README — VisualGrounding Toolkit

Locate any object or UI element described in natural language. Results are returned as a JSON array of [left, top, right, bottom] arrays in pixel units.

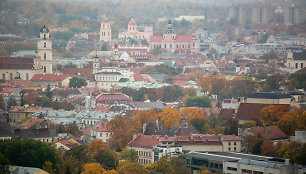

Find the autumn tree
[[85, 140, 109, 161], [180, 107, 207, 123], [117, 160, 149, 174], [247, 132, 265, 154], [62, 155, 81, 174], [157, 108, 181, 128], [109, 116, 135, 151], [133, 110, 157, 131], [42, 161, 56, 174], [242, 121, 257, 129], [224, 118, 238, 135], [278, 109, 306, 136], [120, 148, 138, 162], [6, 96, 16, 111], [260, 105, 289, 126], [81, 163, 104, 174], [148, 156, 174, 174], [170, 157, 191, 174], [262, 74, 285, 92], [260, 141, 278, 157]]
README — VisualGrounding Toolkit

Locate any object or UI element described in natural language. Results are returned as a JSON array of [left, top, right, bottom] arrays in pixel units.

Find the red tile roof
[[249, 126, 287, 140], [97, 93, 131, 103], [62, 68, 94, 81], [1, 87, 18, 95], [220, 109, 235, 120], [0, 57, 34, 69], [220, 134, 241, 141], [94, 104, 111, 113], [236, 103, 289, 121], [150, 36, 163, 42], [24, 118, 56, 128], [127, 134, 159, 149], [93, 120, 111, 132], [175, 36, 194, 42], [58, 138, 78, 149], [31, 74, 69, 81]]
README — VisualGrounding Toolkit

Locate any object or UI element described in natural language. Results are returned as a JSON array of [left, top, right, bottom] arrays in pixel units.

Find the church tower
[[163, 20, 176, 41], [93, 54, 100, 74], [37, 25, 52, 74], [100, 18, 112, 43]]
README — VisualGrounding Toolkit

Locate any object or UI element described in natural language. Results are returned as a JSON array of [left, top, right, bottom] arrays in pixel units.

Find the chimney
[[142, 123, 147, 134], [156, 120, 159, 131]]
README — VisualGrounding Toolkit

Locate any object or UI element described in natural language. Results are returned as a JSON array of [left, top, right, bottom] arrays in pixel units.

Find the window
[[227, 167, 237, 171], [44, 42, 46, 47], [44, 33, 46, 39], [234, 142, 236, 145], [10, 73, 12, 80], [100, 133, 102, 136], [301, 63, 304, 68], [44, 66, 46, 73], [296, 63, 298, 69], [26, 73, 29, 80], [228, 147, 231, 151], [234, 147, 236, 151], [2, 73, 5, 80], [164, 44, 166, 48], [44, 53, 46, 60], [228, 142, 231, 146]]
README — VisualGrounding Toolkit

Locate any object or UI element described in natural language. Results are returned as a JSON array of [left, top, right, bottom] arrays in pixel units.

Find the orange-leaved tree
[[180, 107, 207, 123], [85, 140, 109, 160], [133, 110, 157, 131], [81, 163, 104, 174], [157, 108, 181, 128], [260, 105, 289, 126]]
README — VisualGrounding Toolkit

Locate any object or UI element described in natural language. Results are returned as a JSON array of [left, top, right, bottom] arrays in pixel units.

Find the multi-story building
[[284, 3, 305, 25], [118, 18, 153, 42], [286, 50, 306, 72], [251, 6, 270, 24], [0, 25, 52, 80], [228, 5, 245, 25], [149, 20, 199, 53]]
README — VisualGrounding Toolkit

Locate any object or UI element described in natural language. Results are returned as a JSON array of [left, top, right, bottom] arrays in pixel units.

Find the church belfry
[[163, 19, 176, 40], [37, 25, 52, 74]]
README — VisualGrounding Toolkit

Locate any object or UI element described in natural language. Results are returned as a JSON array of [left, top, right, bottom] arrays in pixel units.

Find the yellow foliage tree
[[116, 160, 149, 174], [81, 163, 104, 174], [103, 169, 118, 174], [260, 105, 289, 126], [42, 161, 55, 174], [157, 108, 181, 128], [180, 107, 207, 123]]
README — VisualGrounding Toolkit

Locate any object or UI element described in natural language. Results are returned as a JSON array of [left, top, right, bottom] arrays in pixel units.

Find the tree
[[260, 105, 289, 126], [81, 163, 104, 174], [180, 108, 207, 123], [133, 110, 157, 131], [109, 116, 135, 151], [263, 74, 285, 92], [69, 77, 87, 88], [190, 118, 209, 134], [157, 108, 181, 128], [42, 161, 56, 174], [95, 150, 118, 170], [117, 160, 149, 174], [260, 51, 278, 63], [0, 139, 58, 169], [247, 132, 265, 154], [34, 96, 52, 107], [6, 96, 16, 111], [278, 109, 306, 136], [260, 141, 278, 157], [85, 140, 109, 161], [65, 145, 89, 164], [0, 153, 9, 174], [20, 94, 24, 107], [224, 118, 238, 135], [287, 72, 306, 90], [148, 156, 174, 174], [46, 84, 52, 99], [0, 95, 5, 111], [170, 157, 191, 174], [184, 96, 211, 108], [242, 121, 256, 129], [62, 156, 81, 174], [120, 148, 138, 163]]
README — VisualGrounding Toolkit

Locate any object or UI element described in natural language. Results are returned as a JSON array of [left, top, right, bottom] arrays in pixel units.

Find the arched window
[[44, 66, 46, 73], [44, 42, 46, 48], [44, 33, 46, 39], [44, 53, 46, 60]]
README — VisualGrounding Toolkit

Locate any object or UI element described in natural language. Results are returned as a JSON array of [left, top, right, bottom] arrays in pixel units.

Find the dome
[[40, 24, 49, 32], [128, 17, 137, 26]]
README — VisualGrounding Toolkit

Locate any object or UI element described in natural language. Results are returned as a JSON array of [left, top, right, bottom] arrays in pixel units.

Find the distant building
[[0, 25, 52, 81], [284, 3, 306, 25], [149, 20, 199, 53], [247, 92, 292, 105], [100, 18, 112, 43], [118, 17, 153, 42], [228, 5, 245, 25], [286, 50, 306, 72], [251, 6, 270, 24]]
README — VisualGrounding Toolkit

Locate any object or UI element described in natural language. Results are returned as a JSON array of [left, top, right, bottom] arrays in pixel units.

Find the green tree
[[34, 96, 51, 107], [184, 96, 211, 107], [46, 84, 52, 99], [224, 118, 238, 135], [170, 157, 191, 174], [0, 153, 10, 174], [117, 160, 149, 174], [6, 96, 16, 111], [260, 51, 278, 63], [263, 74, 285, 92], [120, 148, 138, 162], [0, 95, 5, 111], [149, 156, 174, 174], [69, 77, 87, 88], [247, 132, 265, 154], [95, 150, 118, 170]]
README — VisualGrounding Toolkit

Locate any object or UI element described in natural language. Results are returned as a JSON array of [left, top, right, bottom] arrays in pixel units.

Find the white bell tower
[[37, 25, 52, 74]]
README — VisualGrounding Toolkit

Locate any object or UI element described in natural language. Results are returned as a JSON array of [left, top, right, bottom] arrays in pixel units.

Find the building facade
[[149, 20, 199, 53], [118, 18, 153, 42], [99, 18, 112, 43]]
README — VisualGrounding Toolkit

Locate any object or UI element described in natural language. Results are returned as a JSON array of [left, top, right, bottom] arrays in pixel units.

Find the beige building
[[9, 106, 42, 123], [251, 6, 270, 24], [286, 50, 306, 72], [100, 18, 112, 43], [247, 92, 292, 105], [118, 18, 153, 42], [284, 3, 305, 25], [149, 20, 199, 53], [228, 5, 245, 25], [0, 25, 53, 80]]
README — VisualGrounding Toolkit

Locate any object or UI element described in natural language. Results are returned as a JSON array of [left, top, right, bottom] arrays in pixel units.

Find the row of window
[[101, 31, 110, 37], [97, 76, 118, 81], [153, 43, 195, 49], [99, 132, 111, 137], [228, 142, 237, 146], [138, 158, 151, 164], [83, 119, 99, 126], [42, 137, 55, 143], [228, 147, 237, 151], [138, 150, 151, 157], [2, 73, 29, 80]]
